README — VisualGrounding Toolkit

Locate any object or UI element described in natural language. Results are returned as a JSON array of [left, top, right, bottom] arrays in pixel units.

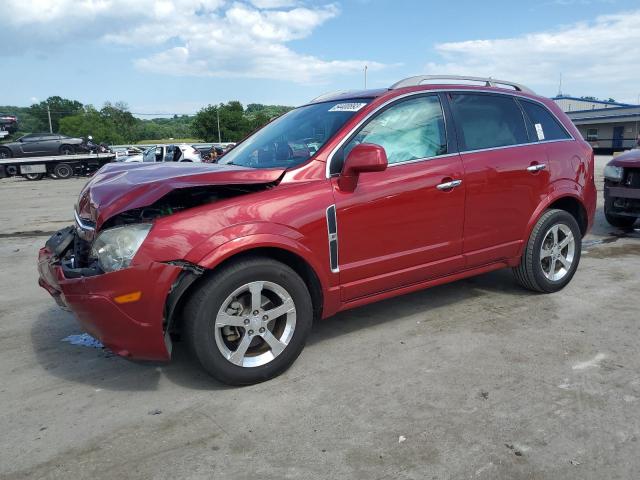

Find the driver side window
[[343, 95, 447, 166]]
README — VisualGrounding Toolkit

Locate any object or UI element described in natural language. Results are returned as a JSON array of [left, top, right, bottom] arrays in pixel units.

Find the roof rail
[[390, 75, 535, 94]]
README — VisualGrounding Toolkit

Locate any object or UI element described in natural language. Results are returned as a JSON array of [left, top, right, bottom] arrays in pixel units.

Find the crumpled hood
[[76, 162, 285, 230], [610, 149, 640, 168]]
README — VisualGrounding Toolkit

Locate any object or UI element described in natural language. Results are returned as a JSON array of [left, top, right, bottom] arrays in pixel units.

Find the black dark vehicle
[[81, 136, 111, 154], [0, 133, 84, 158], [0, 113, 18, 134]]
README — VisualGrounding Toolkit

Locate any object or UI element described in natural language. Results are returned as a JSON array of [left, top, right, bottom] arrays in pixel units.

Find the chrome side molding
[[326, 205, 339, 273]]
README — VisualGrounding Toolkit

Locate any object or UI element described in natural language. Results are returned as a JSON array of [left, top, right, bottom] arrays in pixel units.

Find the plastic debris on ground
[[62, 333, 104, 349]]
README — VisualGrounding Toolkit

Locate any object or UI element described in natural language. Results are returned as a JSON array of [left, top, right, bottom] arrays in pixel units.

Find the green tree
[[192, 101, 287, 143], [29, 96, 84, 133], [192, 104, 222, 142]]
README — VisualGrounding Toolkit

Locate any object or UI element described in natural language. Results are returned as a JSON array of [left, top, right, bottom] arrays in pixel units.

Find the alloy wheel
[[214, 281, 296, 368], [540, 223, 575, 282]]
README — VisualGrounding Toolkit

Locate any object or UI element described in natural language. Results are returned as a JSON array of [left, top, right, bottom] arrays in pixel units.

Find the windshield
[[218, 99, 372, 169]]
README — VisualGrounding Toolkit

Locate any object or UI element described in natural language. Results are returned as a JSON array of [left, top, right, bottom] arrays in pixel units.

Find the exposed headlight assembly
[[604, 165, 623, 182], [91, 224, 152, 272]]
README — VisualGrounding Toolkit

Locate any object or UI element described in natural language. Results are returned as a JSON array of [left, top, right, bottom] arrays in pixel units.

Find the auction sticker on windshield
[[329, 103, 368, 112]]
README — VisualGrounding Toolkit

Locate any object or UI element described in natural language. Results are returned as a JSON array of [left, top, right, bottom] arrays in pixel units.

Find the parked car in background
[[38, 75, 596, 385], [604, 149, 640, 228], [112, 146, 143, 161], [0, 113, 19, 133], [125, 144, 202, 163], [0, 133, 84, 158]]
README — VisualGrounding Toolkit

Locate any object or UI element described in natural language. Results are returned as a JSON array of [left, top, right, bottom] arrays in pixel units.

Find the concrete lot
[[1, 156, 639, 479]]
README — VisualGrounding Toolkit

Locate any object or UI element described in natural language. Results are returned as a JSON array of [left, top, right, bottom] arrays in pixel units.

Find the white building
[[553, 96, 640, 151]]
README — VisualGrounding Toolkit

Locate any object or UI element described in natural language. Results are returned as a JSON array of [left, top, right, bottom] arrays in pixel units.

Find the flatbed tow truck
[[0, 153, 116, 181]]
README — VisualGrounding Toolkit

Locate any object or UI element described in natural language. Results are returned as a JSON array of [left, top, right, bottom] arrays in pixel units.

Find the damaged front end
[[38, 221, 191, 360], [39, 163, 286, 361]]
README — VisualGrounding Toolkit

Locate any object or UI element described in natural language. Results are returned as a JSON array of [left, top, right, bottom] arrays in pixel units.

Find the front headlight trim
[[91, 223, 152, 273]]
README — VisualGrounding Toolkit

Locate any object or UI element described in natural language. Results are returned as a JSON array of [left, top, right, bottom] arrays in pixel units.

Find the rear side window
[[450, 94, 528, 151], [519, 100, 571, 141]]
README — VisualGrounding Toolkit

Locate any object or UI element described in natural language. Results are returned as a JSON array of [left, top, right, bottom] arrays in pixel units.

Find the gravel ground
[[0, 156, 639, 479]]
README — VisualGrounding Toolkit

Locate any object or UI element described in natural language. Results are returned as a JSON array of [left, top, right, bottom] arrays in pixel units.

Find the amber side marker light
[[114, 291, 142, 304]]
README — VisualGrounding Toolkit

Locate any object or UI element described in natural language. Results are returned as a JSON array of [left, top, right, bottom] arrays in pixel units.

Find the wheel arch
[[518, 190, 589, 260], [167, 245, 327, 339], [547, 196, 588, 236]]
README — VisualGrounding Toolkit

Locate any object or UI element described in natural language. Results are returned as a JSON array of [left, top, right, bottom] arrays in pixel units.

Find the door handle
[[526, 163, 546, 172], [436, 179, 462, 190]]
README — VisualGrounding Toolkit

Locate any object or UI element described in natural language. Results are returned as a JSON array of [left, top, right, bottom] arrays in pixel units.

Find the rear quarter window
[[450, 94, 529, 151], [519, 100, 571, 141]]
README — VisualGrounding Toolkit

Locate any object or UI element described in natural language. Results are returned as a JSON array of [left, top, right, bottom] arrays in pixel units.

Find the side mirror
[[339, 143, 387, 191]]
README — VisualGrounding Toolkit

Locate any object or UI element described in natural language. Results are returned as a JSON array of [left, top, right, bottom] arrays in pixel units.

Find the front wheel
[[183, 257, 313, 385], [0, 148, 11, 159], [59, 145, 74, 155], [513, 209, 582, 293]]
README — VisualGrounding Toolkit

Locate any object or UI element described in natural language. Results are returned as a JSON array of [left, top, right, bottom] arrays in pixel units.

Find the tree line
[[1, 96, 293, 144]]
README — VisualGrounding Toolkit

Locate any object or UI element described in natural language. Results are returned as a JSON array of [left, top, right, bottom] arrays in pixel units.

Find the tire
[[513, 209, 582, 293], [53, 163, 74, 179], [59, 145, 74, 155], [184, 257, 313, 385], [23, 173, 44, 181], [604, 209, 636, 229], [0, 148, 12, 159]]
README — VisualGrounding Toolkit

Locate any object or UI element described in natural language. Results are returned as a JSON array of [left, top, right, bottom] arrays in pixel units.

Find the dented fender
[[190, 224, 335, 289]]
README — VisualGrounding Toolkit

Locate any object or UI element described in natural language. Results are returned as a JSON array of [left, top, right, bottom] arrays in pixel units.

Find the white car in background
[[125, 144, 203, 163]]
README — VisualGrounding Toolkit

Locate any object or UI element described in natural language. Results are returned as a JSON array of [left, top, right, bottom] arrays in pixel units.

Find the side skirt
[[336, 260, 510, 313]]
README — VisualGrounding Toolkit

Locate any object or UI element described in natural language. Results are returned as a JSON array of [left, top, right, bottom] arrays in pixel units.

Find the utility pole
[[47, 104, 53, 133], [364, 65, 368, 89], [216, 107, 221, 144], [558, 73, 563, 97]]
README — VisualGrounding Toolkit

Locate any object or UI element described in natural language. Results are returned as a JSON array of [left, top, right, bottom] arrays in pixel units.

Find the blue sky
[[3, 0, 640, 115]]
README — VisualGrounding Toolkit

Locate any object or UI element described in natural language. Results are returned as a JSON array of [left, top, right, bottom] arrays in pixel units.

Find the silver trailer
[[0, 153, 116, 181]]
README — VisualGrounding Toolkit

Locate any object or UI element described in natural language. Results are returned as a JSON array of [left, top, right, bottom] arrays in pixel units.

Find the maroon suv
[[38, 76, 597, 385], [604, 150, 640, 228]]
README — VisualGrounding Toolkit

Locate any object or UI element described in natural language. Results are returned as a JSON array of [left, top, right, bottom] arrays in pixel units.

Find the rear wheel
[[0, 148, 11, 159], [53, 163, 74, 179], [184, 257, 313, 385], [23, 173, 44, 181], [513, 209, 582, 293]]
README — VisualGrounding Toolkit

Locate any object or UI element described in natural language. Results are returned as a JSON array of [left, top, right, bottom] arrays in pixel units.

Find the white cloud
[[249, 0, 298, 8], [426, 10, 640, 103], [2, 0, 386, 83]]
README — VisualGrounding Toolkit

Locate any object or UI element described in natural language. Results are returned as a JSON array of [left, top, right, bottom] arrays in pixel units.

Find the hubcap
[[540, 223, 575, 281], [214, 281, 296, 368]]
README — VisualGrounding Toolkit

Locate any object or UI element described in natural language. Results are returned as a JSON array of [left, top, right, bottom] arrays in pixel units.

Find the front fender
[[186, 223, 336, 292]]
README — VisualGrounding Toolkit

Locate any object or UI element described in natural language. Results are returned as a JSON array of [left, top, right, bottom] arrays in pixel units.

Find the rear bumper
[[37, 229, 183, 361]]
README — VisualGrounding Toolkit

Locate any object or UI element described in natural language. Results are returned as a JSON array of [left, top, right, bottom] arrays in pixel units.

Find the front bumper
[[37, 227, 183, 361], [604, 183, 640, 218]]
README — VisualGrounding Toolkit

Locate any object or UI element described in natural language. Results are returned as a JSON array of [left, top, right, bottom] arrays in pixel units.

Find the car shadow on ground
[[28, 268, 555, 391], [308, 267, 528, 346], [30, 307, 232, 391]]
